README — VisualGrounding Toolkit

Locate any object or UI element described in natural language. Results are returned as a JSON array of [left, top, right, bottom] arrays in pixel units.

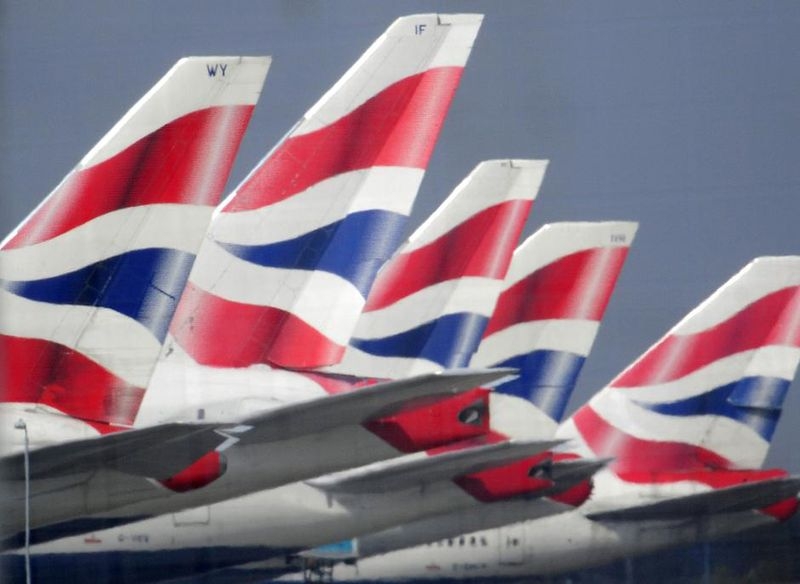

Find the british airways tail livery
[[169, 14, 483, 371], [476, 222, 638, 439], [307, 258, 800, 583], [562, 256, 800, 474], [285, 223, 636, 572], [0, 57, 269, 435], [331, 159, 546, 379], [1, 17, 501, 546]]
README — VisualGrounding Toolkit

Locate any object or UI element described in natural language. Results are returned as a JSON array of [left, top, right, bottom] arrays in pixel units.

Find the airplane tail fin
[[332, 159, 545, 378], [0, 57, 269, 428], [169, 14, 483, 370], [563, 257, 800, 472], [474, 222, 637, 437]]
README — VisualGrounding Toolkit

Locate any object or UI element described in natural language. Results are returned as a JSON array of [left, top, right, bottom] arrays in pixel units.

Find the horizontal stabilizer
[[237, 368, 514, 445], [587, 476, 800, 521], [310, 438, 562, 495], [1, 423, 225, 481]]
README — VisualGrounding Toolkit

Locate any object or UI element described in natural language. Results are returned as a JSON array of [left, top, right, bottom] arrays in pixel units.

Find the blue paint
[[635, 376, 789, 441], [218, 209, 407, 296], [310, 538, 358, 558], [351, 312, 489, 368], [2, 248, 195, 342], [492, 350, 586, 422]]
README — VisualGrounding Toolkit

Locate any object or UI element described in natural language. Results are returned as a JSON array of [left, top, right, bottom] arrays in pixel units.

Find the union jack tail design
[[170, 14, 483, 370], [561, 256, 800, 477], [331, 159, 546, 379], [0, 57, 269, 428], [475, 222, 637, 439]]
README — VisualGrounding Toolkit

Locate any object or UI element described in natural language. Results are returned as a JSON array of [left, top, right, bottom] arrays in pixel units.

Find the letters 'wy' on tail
[[169, 14, 483, 370], [329, 159, 546, 379], [0, 57, 269, 429]]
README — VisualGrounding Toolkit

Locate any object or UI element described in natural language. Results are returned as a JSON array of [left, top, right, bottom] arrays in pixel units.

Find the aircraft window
[[469, 536, 477, 546], [448, 539, 454, 547], [459, 536, 466, 546], [480, 536, 488, 547]]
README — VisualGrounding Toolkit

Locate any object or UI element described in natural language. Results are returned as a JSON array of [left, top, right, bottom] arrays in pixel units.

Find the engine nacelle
[[160, 451, 227, 492], [454, 452, 554, 502], [365, 388, 491, 452]]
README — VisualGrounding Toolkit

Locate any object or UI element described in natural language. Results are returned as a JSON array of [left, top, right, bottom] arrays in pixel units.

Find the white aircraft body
[[1, 159, 567, 582], [12, 220, 638, 584], [1, 14, 490, 547], [300, 257, 800, 582]]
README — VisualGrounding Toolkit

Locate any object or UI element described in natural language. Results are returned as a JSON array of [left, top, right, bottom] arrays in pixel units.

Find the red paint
[[1, 334, 50, 403], [299, 371, 379, 395], [226, 68, 464, 212], [170, 282, 344, 369], [4, 105, 254, 249], [613, 286, 800, 388], [364, 200, 533, 311], [573, 406, 733, 476], [1, 334, 144, 426], [551, 480, 593, 507], [160, 451, 227, 492], [760, 497, 799, 522], [483, 247, 629, 338], [365, 389, 491, 453], [616, 467, 788, 488], [454, 452, 554, 503]]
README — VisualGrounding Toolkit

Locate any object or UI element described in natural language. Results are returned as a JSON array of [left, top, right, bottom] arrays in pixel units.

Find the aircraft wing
[[1, 368, 512, 482], [587, 476, 800, 521], [0, 423, 225, 481], [236, 368, 514, 445], [309, 439, 563, 495]]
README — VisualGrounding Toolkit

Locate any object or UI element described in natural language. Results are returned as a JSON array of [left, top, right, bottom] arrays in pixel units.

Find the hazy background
[[2, 1, 799, 471]]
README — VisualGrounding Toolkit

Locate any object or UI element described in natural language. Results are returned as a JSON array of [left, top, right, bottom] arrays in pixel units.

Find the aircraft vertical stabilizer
[[476, 222, 637, 438], [169, 14, 483, 371], [563, 256, 800, 473], [0, 57, 269, 431], [332, 159, 546, 379]]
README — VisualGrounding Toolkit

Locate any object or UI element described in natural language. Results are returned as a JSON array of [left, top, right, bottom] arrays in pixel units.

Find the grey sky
[[2, 1, 799, 471]]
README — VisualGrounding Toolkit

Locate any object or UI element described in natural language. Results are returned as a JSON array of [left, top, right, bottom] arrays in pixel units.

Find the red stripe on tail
[[1, 334, 144, 426], [225, 67, 464, 212], [612, 286, 800, 388], [4, 105, 254, 249], [483, 247, 629, 338], [170, 282, 344, 369], [573, 405, 733, 476], [365, 199, 533, 311]]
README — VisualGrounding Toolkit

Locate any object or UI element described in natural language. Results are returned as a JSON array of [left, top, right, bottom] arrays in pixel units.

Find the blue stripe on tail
[[218, 210, 407, 296], [2, 248, 195, 342], [492, 350, 586, 422], [350, 312, 489, 368], [634, 376, 789, 441]]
